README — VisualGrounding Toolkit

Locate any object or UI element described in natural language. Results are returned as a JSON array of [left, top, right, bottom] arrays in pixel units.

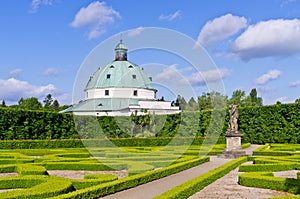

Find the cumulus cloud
[[159, 10, 182, 21], [70, 1, 121, 39], [0, 78, 57, 102], [189, 69, 231, 86], [289, 80, 300, 87], [195, 14, 247, 47], [127, 27, 144, 37], [254, 69, 281, 85], [29, 0, 53, 13], [231, 19, 300, 60], [155, 64, 180, 81], [155, 64, 230, 86], [9, 69, 22, 76]]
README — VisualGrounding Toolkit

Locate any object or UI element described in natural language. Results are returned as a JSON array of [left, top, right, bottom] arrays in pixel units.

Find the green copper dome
[[85, 41, 155, 90]]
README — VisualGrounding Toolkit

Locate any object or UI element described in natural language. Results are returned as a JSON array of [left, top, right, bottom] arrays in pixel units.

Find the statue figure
[[227, 105, 239, 134]]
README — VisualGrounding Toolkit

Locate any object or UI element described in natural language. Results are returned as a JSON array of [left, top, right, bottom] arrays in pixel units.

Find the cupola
[[115, 40, 128, 61]]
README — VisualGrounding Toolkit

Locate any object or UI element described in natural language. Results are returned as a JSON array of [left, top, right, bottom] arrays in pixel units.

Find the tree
[[52, 99, 60, 111], [43, 94, 54, 109], [187, 97, 198, 111], [176, 95, 188, 110], [18, 97, 42, 110], [198, 92, 212, 111], [198, 91, 227, 110], [295, 98, 300, 103], [1, 100, 6, 107], [248, 88, 263, 106], [228, 90, 246, 106]]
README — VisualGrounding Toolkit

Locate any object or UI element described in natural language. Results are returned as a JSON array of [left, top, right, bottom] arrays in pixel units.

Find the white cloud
[[195, 14, 247, 47], [231, 19, 300, 60], [155, 64, 182, 81], [159, 10, 182, 21], [127, 27, 144, 37], [44, 68, 63, 76], [0, 78, 57, 102], [155, 64, 230, 86], [289, 80, 300, 87], [254, 69, 281, 85], [29, 0, 53, 13], [9, 69, 22, 76], [70, 1, 121, 39], [189, 69, 231, 86]]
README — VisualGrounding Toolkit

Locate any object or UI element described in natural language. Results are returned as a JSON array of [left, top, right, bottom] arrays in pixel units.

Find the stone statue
[[227, 105, 239, 134]]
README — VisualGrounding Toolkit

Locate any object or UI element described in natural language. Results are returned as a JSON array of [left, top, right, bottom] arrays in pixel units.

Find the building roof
[[85, 60, 155, 90], [85, 40, 155, 91]]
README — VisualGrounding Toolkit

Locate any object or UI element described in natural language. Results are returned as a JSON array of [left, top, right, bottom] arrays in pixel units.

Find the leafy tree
[[295, 98, 300, 103], [198, 92, 212, 110], [18, 97, 42, 110], [52, 99, 60, 111], [176, 95, 188, 110], [187, 97, 198, 111], [246, 88, 263, 106], [228, 90, 246, 106], [43, 94, 54, 109], [130, 110, 152, 137], [198, 91, 227, 110]]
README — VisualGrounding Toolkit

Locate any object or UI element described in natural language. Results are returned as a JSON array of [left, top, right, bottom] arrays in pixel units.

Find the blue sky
[[1, 0, 300, 105]]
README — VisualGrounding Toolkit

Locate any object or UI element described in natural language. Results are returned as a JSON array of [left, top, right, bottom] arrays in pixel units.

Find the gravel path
[[47, 169, 128, 179], [189, 167, 292, 199], [101, 156, 232, 199]]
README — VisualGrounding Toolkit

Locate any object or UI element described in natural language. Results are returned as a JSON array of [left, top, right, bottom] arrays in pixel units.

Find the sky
[[1, 0, 300, 105]]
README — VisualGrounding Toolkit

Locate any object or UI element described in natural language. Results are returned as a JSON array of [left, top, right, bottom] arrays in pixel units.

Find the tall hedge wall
[[0, 103, 300, 144], [198, 103, 300, 144], [0, 108, 78, 140]]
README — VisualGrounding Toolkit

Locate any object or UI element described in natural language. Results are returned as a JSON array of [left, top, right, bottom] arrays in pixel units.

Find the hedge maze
[[2, 143, 300, 198], [0, 144, 228, 198], [238, 144, 300, 199]]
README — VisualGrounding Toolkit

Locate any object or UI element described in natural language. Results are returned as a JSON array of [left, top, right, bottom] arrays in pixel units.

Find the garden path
[[101, 145, 261, 199]]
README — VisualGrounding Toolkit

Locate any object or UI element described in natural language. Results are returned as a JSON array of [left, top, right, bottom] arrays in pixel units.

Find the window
[[128, 65, 133, 68], [149, 77, 152, 81], [107, 74, 111, 79], [132, 74, 136, 79], [105, 90, 109, 96], [133, 90, 138, 96], [110, 65, 114, 68]]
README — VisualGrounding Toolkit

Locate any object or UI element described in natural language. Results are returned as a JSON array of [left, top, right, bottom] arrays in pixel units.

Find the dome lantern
[[115, 40, 128, 61]]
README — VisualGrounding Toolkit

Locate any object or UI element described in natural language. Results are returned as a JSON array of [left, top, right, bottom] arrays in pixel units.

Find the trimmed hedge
[[17, 164, 47, 175], [0, 107, 78, 140], [239, 172, 300, 194], [44, 162, 127, 171], [0, 175, 74, 199], [48, 156, 210, 199], [0, 137, 225, 149], [1, 102, 300, 144], [154, 156, 248, 199], [72, 174, 118, 190], [239, 163, 300, 172]]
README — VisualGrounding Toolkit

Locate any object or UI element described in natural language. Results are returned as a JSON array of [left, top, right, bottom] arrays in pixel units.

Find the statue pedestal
[[219, 132, 247, 159]]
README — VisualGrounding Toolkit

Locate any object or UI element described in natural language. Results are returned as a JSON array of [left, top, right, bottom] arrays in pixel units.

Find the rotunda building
[[63, 40, 180, 116]]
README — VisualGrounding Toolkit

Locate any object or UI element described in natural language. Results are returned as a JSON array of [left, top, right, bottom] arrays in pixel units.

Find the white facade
[[85, 87, 155, 100]]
